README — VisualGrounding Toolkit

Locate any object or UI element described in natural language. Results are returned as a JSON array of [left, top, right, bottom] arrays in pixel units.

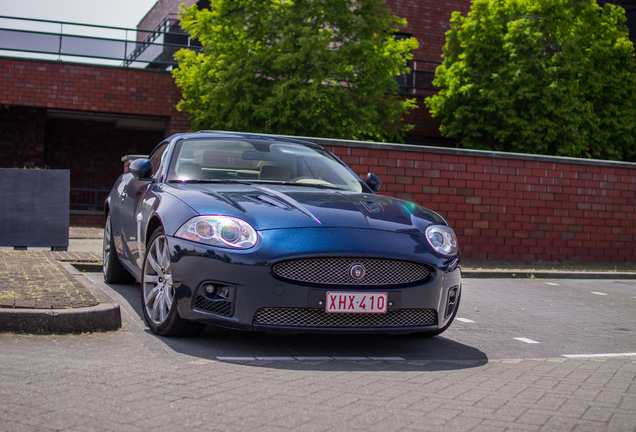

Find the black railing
[[0, 15, 440, 92], [124, 14, 201, 68], [398, 59, 440, 95], [70, 188, 110, 213], [0, 15, 200, 69]]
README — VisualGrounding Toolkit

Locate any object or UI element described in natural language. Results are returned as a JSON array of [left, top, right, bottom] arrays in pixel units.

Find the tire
[[411, 293, 461, 338], [103, 213, 136, 284], [141, 227, 205, 337]]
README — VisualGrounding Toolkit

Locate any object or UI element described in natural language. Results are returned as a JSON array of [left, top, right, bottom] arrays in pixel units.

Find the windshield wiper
[[256, 181, 347, 191], [169, 178, 346, 191]]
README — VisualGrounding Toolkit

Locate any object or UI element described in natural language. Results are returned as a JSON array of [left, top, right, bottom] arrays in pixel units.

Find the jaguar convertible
[[103, 131, 462, 337]]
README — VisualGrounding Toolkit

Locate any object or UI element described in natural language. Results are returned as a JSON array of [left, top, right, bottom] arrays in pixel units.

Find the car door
[[120, 143, 169, 271]]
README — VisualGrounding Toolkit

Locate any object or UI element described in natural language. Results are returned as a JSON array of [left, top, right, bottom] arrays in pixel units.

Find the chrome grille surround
[[253, 308, 437, 328], [272, 258, 430, 286]]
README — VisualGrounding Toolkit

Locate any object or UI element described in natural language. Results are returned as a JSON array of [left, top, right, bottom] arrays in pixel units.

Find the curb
[[463, 271, 636, 279], [0, 303, 121, 334], [72, 263, 103, 273]]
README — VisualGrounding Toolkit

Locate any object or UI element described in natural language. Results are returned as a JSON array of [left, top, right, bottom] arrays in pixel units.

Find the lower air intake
[[253, 308, 437, 328], [194, 295, 232, 316]]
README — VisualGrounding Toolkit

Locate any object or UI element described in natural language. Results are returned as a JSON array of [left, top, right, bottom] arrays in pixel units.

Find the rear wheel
[[141, 228, 205, 337], [103, 213, 135, 284]]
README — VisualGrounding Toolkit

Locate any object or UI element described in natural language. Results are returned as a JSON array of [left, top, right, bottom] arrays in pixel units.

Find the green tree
[[173, 0, 419, 142], [426, 0, 636, 161]]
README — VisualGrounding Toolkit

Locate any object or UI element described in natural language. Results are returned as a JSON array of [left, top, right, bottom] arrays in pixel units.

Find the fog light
[[203, 284, 216, 296]]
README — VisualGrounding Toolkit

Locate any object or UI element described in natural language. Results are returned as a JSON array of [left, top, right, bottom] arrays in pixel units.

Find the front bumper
[[168, 228, 462, 333]]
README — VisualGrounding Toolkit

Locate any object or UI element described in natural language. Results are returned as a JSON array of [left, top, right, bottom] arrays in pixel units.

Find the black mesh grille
[[272, 258, 429, 286], [194, 295, 232, 316], [253, 308, 437, 328]]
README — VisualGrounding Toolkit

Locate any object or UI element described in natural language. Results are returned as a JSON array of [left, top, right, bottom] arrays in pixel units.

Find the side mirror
[[129, 158, 153, 180], [366, 173, 382, 192]]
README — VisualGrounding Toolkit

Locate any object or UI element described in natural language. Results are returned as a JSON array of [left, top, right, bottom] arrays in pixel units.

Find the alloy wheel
[[102, 215, 112, 275], [143, 234, 175, 326]]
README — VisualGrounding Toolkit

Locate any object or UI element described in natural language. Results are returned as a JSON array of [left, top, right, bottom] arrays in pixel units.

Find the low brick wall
[[69, 213, 104, 228], [304, 137, 636, 263]]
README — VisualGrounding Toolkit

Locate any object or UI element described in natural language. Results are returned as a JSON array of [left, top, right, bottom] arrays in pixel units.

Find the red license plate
[[325, 292, 388, 314]]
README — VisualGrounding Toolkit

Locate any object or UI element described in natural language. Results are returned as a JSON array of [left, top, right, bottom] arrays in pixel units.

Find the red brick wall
[[0, 58, 188, 129], [0, 106, 46, 167], [314, 140, 636, 263], [0, 58, 190, 189], [385, 0, 472, 144], [387, 0, 471, 62], [69, 213, 104, 228], [45, 117, 165, 190]]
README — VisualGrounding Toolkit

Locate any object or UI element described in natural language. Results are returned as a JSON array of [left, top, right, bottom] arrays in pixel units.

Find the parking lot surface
[[1, 275, 635, 431]]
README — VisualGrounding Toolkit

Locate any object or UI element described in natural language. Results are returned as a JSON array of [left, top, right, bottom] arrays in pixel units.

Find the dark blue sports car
[[103, 132, 461, 337]]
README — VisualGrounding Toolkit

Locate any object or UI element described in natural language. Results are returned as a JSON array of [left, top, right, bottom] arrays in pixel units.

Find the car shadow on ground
[[171, 327, 489, 372], [105, 281, 488, 372]]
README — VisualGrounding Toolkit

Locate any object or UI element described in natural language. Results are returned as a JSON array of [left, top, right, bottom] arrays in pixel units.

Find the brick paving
[[69, 227, 104, 240], [0, 330, 634, 432], [1, 226, 635, 431], [0, 228, 101, 310], [0, 251, 98, 309]]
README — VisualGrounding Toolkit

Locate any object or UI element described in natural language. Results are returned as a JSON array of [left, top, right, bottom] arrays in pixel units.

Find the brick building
[[0, 0, 471, 218], [0, 1, 634, 262]]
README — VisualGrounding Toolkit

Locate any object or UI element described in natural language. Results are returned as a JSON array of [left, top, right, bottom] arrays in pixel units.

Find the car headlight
[[175, 216, 258, 249], [425, 225, 459, 256]]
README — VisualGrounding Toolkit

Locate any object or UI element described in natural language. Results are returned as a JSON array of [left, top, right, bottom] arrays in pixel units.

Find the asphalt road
[[1, 273, 635, 431], [81, 273, 636, 362]]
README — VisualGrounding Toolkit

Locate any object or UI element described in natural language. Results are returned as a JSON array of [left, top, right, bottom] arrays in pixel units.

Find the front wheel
[[141, 228, 205, 337]]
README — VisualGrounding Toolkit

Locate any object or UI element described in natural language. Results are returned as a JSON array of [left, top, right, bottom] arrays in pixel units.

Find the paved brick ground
[[0, 228, 102, 310], [0, 251, 98, 309], [1, 227, 635, 431], [69, 227, 104, 240], [0, 331, 634, 432]]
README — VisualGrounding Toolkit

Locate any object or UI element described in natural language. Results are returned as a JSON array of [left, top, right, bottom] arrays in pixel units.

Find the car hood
[[164, 183, 447, 235]]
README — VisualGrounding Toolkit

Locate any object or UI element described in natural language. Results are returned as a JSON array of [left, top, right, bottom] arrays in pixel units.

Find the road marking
[[456, 318, 475, 323], [215, 356, 406, 361], [562, 353, 636, 359], [514, 338, 540, 344], [591, 292, 608, 296], [331, 357, 369, 361], [255, 356, 295, 361], [189, 359, 214, 365], [293, 356, 332, 361], [368, 357, 405, 361], [217, 356, 257, 361], [545, 282, 559, 286]]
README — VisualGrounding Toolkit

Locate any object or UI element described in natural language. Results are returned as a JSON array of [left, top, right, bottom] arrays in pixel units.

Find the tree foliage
[[426, 0, 636, 161], [173, 0, 419, 142]]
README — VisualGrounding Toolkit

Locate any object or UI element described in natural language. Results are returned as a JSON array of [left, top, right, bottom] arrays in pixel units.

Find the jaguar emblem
[[349, 263, 366, 280]]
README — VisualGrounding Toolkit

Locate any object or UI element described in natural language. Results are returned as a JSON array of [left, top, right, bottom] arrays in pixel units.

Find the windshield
[[167, 138, 365, 192]]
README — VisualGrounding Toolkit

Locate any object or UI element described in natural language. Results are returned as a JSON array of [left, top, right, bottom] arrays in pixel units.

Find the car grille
[[272, 258, 430, 286], [253, 308, 437, 328], [194, 295, 232, 316]]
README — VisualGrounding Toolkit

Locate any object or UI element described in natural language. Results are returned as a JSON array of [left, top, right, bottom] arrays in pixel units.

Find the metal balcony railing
[[397, 59, 440, 95], [0, 15, 440, 93], [123, 13, 201, 68], [70, 188, 110, 213], [0, 15, 200, 69]]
